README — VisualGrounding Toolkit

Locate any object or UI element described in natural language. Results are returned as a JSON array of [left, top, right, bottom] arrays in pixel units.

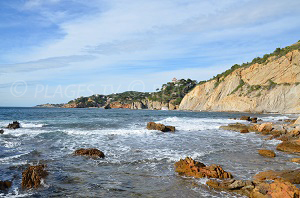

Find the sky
[[0, 0, 300, 107]]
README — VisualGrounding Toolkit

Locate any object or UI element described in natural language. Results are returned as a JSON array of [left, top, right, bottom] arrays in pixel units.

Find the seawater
[[0, 107, 298, 198]]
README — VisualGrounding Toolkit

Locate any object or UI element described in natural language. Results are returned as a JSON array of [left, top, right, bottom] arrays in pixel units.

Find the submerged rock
[[22, 164, 48, 189], [253, 169, 300, 184], [6, 121, 20, 129], [74, 148, 105, 158], [258, 149, 276, 158], [250, 179, 300, 198], [276, 140, 300, 153], [174, 157, 232, 179], [0, 129, 4, 134], [0, 180, 12, 190], [146, 122, 175, 132]]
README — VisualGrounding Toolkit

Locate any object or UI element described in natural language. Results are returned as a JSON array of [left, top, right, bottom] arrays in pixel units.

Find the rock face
[[253, 169, 300, 184], [74, 148, 105, 158], [6, 121, 20, 129], [22, 165, 48, 189], [258, 149, 276, 158], [179, 50, 300, 113], [146, 122, 175, 132], [0, 180, 12, 190], [250, 179, 300, 198], [174, 157, 232, 179], [276, 140, 300, 153]]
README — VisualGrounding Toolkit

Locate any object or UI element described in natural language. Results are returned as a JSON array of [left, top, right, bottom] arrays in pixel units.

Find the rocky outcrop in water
[[174, 157, 232, 179], [0, 129, 4, 134], [179, 43, 300, 113], [146, 122, 175, 132], [258, 149, 276, 158], [220, 123, 249, 133], [22, 165, 48, 189], [6, 121, 20, 129], [0, 180, 12, 190], [253, 169, 300, 184], [74, 148, 105, 158]]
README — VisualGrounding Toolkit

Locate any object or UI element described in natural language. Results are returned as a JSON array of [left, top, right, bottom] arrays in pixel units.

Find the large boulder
[[22, 165, 48, 189], [253, 169, 300, 184], [258, 149, 276, 158], [257, 122, 273, 134], [6, 121, 20, 129], [146, 122, 175, 132], [250, 179, 300, 198], [219, 123, 249, 133], [174, 157, 232, 179], [74, 148, 105, 158], [0, 180, 12, 190], [276, 140, 300, 153], [0, 129, 4, 134]]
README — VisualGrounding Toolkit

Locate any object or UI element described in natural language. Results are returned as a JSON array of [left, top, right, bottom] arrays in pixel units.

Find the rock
[[174, 157, 232, 179], [240, 116, 251, 121], [104, 104, 111, 109], [74, 148, 105, 158], [257, 122, 273, 134], [251, 117, 258, 123], [206, 179, 255, 197], [219, 123, 249, 133], [250, 179, 300, 198], [284, 119, 297, 124], [22, 164, 48, 189], [258, 149, 276, 158], [0, 129, 4, 134], [294, 116, 300, 125], [253, 169, 300, 184], [0, 180, 12, 190], [291, 158, 300, 163], [276, 140, 300, 153], [146, 122, 175, 132], [6, 121, 20, 129]]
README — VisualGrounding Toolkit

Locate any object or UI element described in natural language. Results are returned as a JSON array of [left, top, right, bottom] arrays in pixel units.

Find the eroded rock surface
[[74, 148, 105, 158], [22, 165, 48, 189]]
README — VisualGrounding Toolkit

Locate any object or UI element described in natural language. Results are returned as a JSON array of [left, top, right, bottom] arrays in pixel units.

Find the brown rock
[[74, 148, 105, 158], [257, 123, 273, 134], [276, 140, 300, 153], [251, 117, 258, 123], [291, 158, 300, 163], [146, 122, 175, 132], [258, 149, 276, 158], [219, 123, 249, 133], [0, 180, 12, 190], [6, 121, 20, 129], [174, 157, 232, 179], [22, 164, 48, 189], [240, 116, 251, 121], [240, 129, 249, 133], [253, 169, 300, 184], [250, 179, 300, 198], [294, 116, 300, 125]]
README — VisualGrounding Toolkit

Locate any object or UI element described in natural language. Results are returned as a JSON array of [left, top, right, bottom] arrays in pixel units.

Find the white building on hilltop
[[172, 77, 178, 83]]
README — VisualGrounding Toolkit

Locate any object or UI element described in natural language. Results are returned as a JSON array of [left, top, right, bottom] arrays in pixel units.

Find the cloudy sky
[[1, 0, 300, 106]]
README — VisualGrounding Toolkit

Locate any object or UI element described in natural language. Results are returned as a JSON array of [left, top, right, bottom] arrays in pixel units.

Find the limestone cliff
[[179, 49, 300, 113]]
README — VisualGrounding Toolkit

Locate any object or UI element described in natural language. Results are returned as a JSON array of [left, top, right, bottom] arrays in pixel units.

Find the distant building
[[172, 77, 178, 83]]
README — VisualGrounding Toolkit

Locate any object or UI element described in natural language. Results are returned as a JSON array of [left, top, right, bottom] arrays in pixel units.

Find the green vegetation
[[230, 79, 245, 95]]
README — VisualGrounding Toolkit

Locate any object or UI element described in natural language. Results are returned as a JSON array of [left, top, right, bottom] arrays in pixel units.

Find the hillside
[[61, 78, 197, 110], [179, 41, 300, 113]]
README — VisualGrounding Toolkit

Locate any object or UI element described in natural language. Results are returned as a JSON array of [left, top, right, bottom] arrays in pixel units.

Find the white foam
[[262, 115, 290, 122], [20, 123, 45, 128]]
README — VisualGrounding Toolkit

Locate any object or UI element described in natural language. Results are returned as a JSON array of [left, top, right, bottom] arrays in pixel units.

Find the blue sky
[[1, 0, 300, 106]]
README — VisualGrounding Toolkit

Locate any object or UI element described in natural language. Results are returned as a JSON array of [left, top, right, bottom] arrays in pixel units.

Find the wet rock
[[0, 180, 12, 190], [284, 119, 297, 124], [174, 157, 232, 179], [74, 148, 105, 158], [6, 121, 20, 129], [276, 140, 300, 153], [250, 179, 300, 198], [251, 117, 258, 123], [146, 122, 175, 132], [258, 149, 276, 158], [253, 169, 300, 184], [22, 164, 48, 189], [291, 158, 300, 163], [0, 129, 4, 134], [240, 116, 251, 121], [257, 122, 273, 134], [294, 116, 300, 125], [206, 179, 255, 197], [219, 123, 249, 133]]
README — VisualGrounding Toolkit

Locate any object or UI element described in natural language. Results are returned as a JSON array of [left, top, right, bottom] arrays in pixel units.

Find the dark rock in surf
[[240, 116, 251, 121], [0, 129, 4, 134], [6, 121, 20, 129], [0, 180, 12, 190], [74, 148, 105, 158], [22, 164, 48, 189], [147, 122, 175, 132]]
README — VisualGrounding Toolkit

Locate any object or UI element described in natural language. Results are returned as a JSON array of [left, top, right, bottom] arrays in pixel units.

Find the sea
[[0, 107, 299, 198]]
